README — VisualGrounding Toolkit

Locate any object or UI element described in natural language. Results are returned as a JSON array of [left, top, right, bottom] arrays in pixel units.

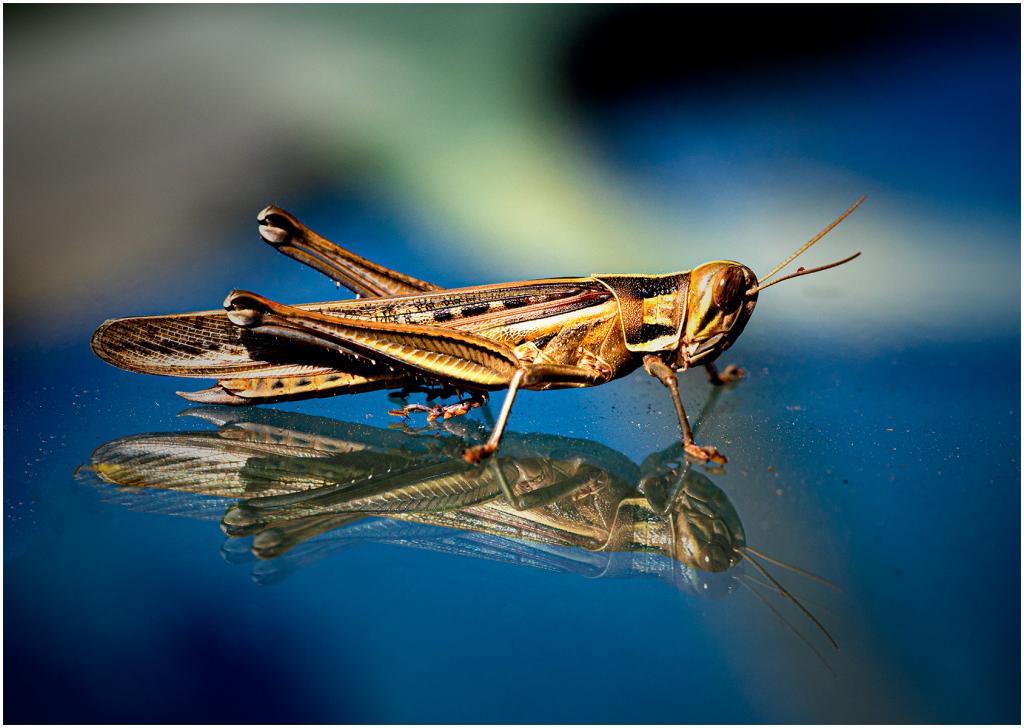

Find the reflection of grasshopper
[[91, 199, 863, 463], [82, 404, 836, 648]]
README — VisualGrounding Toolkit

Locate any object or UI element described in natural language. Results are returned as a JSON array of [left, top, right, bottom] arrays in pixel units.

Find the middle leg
[[462, 362, 608, 463]]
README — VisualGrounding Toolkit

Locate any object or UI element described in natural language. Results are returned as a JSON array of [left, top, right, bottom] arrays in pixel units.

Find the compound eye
[[712, 266, 747, 310]]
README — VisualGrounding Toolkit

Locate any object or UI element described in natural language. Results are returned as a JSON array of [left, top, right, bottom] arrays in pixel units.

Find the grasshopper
[[91, 197, 864, 465]]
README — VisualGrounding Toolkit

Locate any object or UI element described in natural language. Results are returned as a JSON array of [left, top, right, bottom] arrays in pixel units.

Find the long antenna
[[757, 195, 867, 288], [746, 252, 861, 296]]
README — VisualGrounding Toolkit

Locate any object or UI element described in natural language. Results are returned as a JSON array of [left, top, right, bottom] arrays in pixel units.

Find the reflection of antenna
[[738, 576, 835, 676], [741, 573, 831, 613], [744, 545, 839, 591], [740, 549, 838, 649]]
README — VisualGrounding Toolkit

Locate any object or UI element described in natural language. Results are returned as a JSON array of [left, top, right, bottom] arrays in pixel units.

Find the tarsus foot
[[685, 442, 728, 465], [708, 363, 746, 386]]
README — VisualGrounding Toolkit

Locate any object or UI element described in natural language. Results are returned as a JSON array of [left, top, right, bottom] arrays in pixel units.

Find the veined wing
[[222, 458, 509, 535], [85, 431, 330, 499]]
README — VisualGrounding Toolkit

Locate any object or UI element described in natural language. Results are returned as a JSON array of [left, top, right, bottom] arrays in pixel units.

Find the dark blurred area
[[4, 5, 1019, 344], [561, 5, 1011, 105]]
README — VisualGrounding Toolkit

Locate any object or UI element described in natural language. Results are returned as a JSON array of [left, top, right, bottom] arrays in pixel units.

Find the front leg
[[644, 355, 727, 465], [705, 362, 746, 386]]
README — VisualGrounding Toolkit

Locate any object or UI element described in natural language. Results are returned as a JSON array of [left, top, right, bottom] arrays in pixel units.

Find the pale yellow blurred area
[[4, 5, 1017, 343]]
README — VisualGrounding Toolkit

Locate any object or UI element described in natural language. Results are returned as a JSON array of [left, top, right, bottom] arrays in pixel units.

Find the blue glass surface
[[4, 13, 1019, 724]]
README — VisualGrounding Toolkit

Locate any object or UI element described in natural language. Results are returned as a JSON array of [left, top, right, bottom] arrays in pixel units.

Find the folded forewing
[[92, 279, 607, 382], [225, 291, 523, 389]]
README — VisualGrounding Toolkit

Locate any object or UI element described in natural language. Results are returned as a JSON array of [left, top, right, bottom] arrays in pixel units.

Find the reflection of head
[[637, 449, 746, 574], [669, 470, 746, 573]]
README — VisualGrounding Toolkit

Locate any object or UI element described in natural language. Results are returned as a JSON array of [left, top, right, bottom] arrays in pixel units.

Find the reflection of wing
[[87, 478, 237, 522], [249, 517, 619, 581], [222, 459, 507, 535], [86, 432, 354, 499], [85, 408, 474, 504]]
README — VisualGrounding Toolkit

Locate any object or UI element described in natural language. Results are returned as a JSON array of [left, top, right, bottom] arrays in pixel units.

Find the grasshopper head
[[676, 196, 869, 369], [677, 261, 758, 368]]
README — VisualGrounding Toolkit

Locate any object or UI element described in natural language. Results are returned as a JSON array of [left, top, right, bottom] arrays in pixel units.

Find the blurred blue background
[[4, 5, 1020, 723]]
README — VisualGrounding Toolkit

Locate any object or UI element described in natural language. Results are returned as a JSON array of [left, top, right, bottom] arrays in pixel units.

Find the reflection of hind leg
[[490, 458, 602, 511]]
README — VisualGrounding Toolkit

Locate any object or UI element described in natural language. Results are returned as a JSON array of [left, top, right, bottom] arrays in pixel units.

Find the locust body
[[91, 199, 864, 464]]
